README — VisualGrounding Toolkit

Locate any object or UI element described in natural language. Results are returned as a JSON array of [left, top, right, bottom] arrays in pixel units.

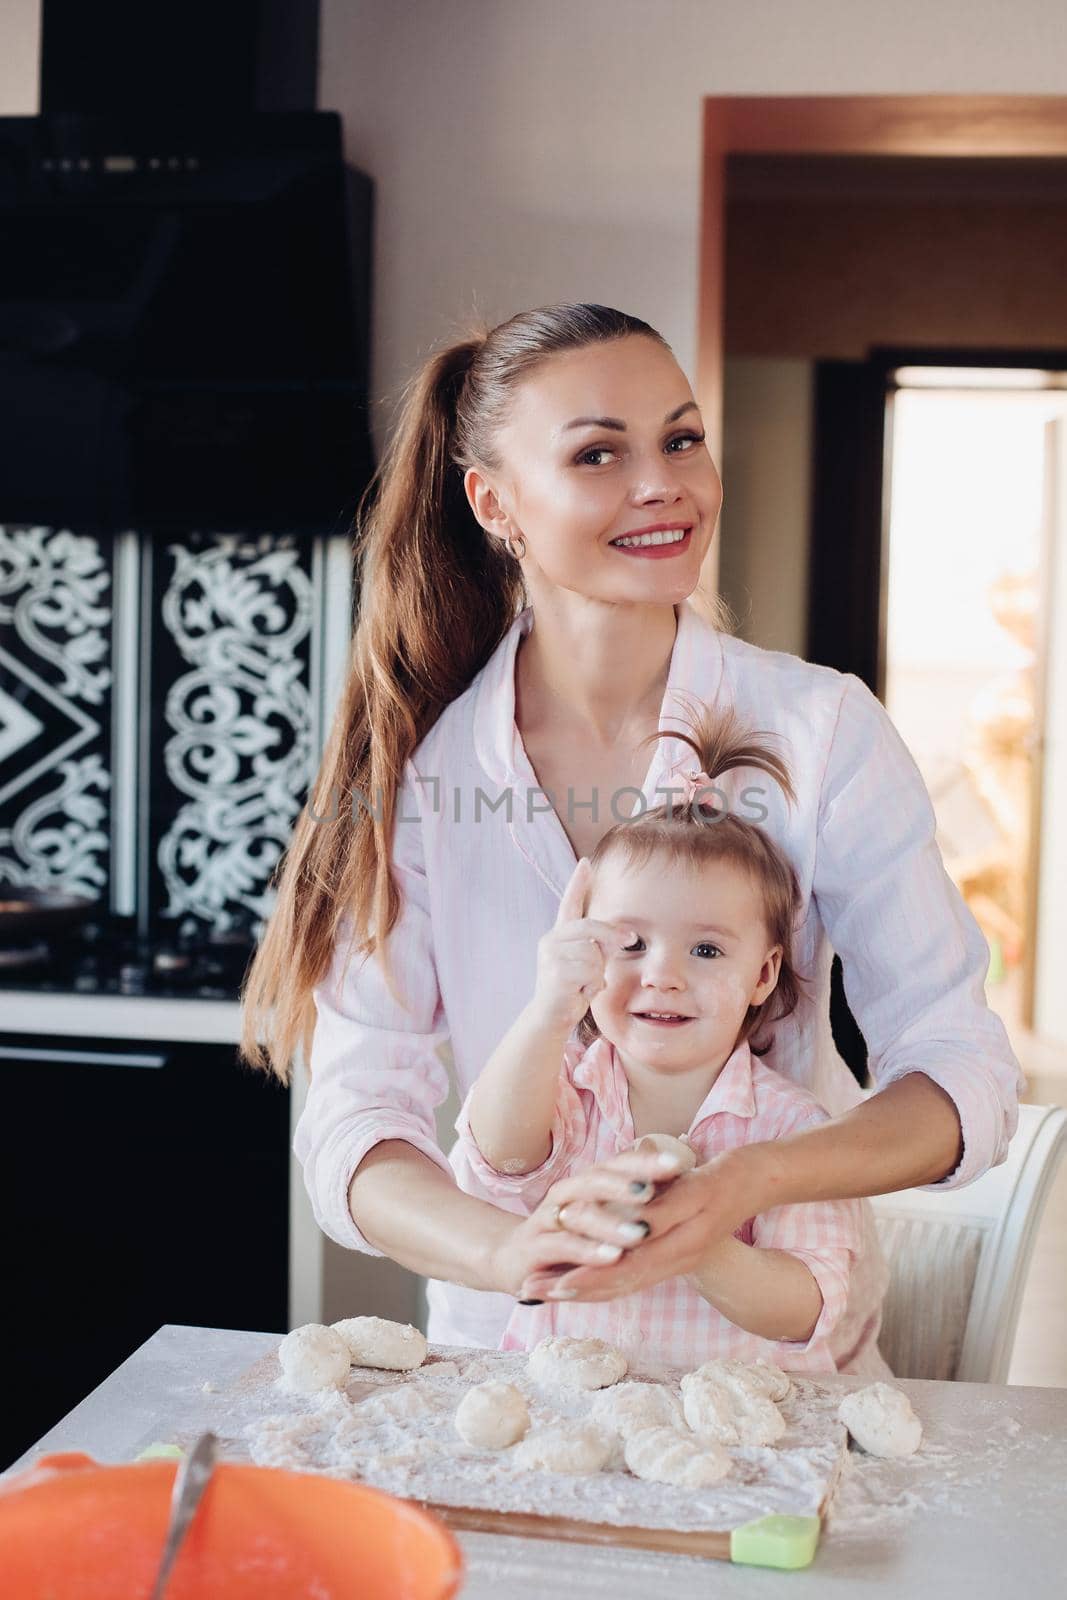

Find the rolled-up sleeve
[[813, 674, 1026, 1190], [453, 1070, 585, 1213], [753, 1104, 864, 1352], [292, 760, 454, 1255]]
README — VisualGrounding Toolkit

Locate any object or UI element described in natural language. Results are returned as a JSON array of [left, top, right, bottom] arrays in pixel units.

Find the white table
[[6, 1325, 1066, 1598]]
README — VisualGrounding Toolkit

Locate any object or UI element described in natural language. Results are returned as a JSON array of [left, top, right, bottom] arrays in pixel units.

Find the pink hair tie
[[664, 757, 722, 811]]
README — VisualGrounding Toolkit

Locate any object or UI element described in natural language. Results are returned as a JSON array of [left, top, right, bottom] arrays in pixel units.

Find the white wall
[[320, 0, 1067, 455], [720, 359, 813, 654], [0, 0, 40, 113]]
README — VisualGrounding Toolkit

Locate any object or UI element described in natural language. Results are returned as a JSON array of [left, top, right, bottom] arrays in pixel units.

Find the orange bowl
[[0, 1451, 464, 1599]]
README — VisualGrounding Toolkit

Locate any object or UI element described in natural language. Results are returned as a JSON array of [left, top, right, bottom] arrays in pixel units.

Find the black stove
[[0, 914, 255, 999]]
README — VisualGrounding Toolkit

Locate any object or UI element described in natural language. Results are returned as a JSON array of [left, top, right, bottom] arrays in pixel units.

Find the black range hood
[[0, 0, 373, 534]]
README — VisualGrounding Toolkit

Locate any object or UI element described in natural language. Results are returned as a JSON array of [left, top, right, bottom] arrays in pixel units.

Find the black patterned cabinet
[[0, 523, 353, 934]]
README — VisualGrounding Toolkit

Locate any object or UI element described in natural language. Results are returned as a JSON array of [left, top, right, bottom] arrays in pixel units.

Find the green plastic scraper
[[729, 1513, 822, 1569]]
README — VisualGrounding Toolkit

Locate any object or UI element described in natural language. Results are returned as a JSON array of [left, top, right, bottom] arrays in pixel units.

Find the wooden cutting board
[[422, 1475, 838, 1563], [231, 1346, 846, 1566]]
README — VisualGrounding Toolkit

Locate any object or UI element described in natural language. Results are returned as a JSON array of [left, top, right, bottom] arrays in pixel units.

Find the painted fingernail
[[596, 1243, 623, 1262], [517, 1298, 544, 1306], [619, 1220, 650, 1242], [629, 1180, 653, 1196]]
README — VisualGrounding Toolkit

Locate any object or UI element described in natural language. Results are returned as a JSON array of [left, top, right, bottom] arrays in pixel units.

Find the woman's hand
[[516, 1143, 776, 1302], [488, 1145, 687, 1299], [529, 857, 634, 1032]]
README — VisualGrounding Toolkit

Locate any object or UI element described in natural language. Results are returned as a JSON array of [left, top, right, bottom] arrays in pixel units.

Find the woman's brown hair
[[240, 303, 729, 1081], [577, 701, 803, 1056]]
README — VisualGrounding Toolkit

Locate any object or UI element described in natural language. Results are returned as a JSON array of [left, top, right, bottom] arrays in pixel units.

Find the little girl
[[454, 709, 865, 1374]]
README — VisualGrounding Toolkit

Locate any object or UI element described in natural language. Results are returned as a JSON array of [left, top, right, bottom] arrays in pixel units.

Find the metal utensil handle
[[148, 1430, 219, 1600]]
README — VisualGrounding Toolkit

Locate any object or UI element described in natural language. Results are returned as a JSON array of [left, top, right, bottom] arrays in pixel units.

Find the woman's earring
[[506, 533, 527, 560]]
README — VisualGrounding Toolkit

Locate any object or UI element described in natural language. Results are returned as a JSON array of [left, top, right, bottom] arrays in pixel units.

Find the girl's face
[[465, 334, 723, 605], [585, 852, 781, 1075]]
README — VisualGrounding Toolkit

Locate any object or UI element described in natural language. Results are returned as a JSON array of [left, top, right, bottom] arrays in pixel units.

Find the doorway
[[704, 97, 1067, 1092], [885, 368, 1065, 1066], [805, 350, 1067, 1085]]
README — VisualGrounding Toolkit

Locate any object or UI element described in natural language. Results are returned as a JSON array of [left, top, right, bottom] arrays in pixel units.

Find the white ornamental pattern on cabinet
[[157, 537, 313, 928], [0, 525, 111, 897]]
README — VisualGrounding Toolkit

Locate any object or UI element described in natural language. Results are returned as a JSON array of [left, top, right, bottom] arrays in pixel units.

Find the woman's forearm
[[753, 1071, 966, 1211], [467, 1004, 571, 1173], [347, 1139, 516, 1291], [690, 1238, 822, 1343]]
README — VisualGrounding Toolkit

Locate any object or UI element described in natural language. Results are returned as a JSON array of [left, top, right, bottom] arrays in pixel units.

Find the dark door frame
[[808, 345, 1067, 695], [807, 344, 1067, 1078]]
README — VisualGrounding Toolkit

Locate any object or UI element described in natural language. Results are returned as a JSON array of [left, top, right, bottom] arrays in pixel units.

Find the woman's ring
[[549, 1201, 571, 1230]]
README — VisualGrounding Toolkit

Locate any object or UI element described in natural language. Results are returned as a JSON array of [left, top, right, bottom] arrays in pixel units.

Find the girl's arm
[[688, 1237, 823, 1343], [465, 1004, 574, 1174], [687, 1110, 860, 1344], [465, 857, 632, 1175]]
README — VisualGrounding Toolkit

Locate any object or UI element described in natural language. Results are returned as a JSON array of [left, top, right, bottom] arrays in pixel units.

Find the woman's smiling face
[[465, 333, 723, 603], [585, 851, 782, 1075]]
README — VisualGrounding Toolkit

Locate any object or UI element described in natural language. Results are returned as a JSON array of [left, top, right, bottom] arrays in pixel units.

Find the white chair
[[869, 1102, 1067, 1383]]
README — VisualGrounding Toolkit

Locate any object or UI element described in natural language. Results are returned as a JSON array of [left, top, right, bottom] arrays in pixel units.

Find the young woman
[[241, 303, 1023, 1376]]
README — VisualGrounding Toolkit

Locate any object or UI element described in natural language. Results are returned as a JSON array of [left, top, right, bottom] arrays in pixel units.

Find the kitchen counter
[[0, 990, 241, 1044], [6, 1325, 1066, 1598]]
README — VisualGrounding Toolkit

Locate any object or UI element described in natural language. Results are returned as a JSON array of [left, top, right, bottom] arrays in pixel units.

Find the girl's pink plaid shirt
[[454, 1034, 869, 1374]]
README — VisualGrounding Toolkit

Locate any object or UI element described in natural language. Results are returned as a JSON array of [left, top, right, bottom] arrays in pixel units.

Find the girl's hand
[[489, 1146, 688, 1299], [516, 1144, 773, 1302], [529, 858, 634, 1033]]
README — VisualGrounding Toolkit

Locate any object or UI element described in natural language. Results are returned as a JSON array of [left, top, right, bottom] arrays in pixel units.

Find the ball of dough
[[512, 1422, 613, 1475], [625, 1425, 732, 1488], [454, 1380, 530, 1449], [589, 1380, 685, 1440], [278, 1324, 351, 1394], [527, 1336, 627, 1391], [331, 1315, 427, 1371], [631, 1133, 698, 1172], [681, 1364, 786, 1447], [839, 1383, 922, 1458], [691, 1357, 791, 1405]]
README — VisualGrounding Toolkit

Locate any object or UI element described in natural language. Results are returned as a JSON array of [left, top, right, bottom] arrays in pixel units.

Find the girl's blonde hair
[[240, 302, 730, 1081], [577, 702, 803, 1056]]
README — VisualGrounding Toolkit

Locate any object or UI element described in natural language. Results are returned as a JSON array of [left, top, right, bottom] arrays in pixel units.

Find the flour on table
[[235, 1347, 849, 1535]]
